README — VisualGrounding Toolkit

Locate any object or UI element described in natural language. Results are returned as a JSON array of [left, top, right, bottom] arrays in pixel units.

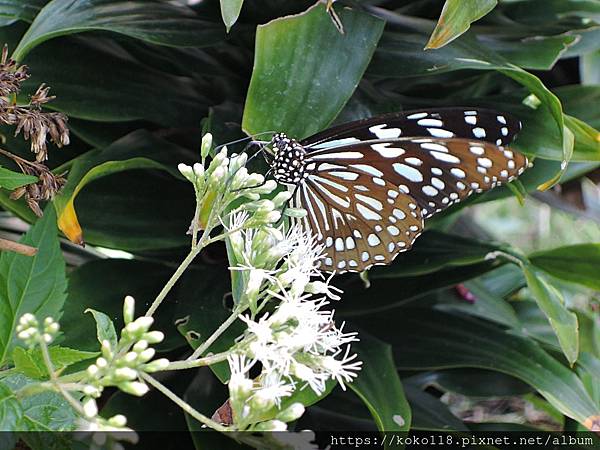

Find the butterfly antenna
[[212, 131, 276, 153]]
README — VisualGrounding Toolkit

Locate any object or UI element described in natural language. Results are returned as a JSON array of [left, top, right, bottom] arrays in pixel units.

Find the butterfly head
[[270, 133, 308, 185]]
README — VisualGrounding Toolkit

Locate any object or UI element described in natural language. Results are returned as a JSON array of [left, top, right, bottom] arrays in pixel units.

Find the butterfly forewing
[[302, 108, 521, 149], [294, 166, 423, 272]]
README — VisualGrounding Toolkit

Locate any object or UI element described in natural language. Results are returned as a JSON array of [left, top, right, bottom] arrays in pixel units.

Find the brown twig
[[0, 237, 37, 256]]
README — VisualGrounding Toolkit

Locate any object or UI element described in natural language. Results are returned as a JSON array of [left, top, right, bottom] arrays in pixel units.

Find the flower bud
[[255, 420, 287, 432], [272, 191, 292, 207], [123, 295, 135, 325], [83, 397, 98, 418], [114, 367, 138, 381], [87, 364, 100, 377], [276, 403, 305, 422], [178, 163, 195, 182], [96, 357, 108, 369], [283, 207, 307, 218], [142, 358, 170, 373], [119, 381, 149, 397], [200, 133, 213, 159], [143, 331, 165, 344], [101, 340, 113, 360], [83, 385, 101, 397], [133, 340, 148, 352], [137, 348, 156, 363], [254, 179, 277, 194], [108, 414, 128, 428]]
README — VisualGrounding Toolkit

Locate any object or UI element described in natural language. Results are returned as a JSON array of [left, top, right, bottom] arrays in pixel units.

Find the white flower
[[318, 346, 362, 390]]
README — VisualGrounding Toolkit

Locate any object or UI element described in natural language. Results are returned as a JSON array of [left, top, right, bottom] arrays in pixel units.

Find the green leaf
[[13, 345, 98, 379], [13, 0, 223, 60], [522, 264, 579, 365], [0, 0, 46, 24], [530, 243, 600, 291], [51, 130, 187, 247], [356, 310, 599, 429], [349, 333, 411, 436], [403, 382, 468, 431], [0, 381, 22, 430], [242, 2, 384, 139], [84, 309, 117, 350], [220, 0, 244, 32], [61, 259, 184, 352], [581, 50, 600, 85], [426, 0, 497, 49], [0, 166, 37, 190], [0, 207, 67, 365]]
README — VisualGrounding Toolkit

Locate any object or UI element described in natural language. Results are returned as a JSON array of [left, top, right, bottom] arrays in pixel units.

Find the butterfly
[[264, 108, 529, 273]]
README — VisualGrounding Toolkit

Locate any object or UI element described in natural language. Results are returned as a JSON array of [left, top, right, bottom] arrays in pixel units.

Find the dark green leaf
[[403, 382, 468, 431], [84, 309, 117, 350], [0, 166, 37, 190], [0, 0, 46, 24], [350, 333, 411, 435], [530, 243, 600, 290], [522, 264, 579, 365], [426, 0, 497, 49], [13, 0, 224, 60], [581, 50, 600, 85], [61, 259, 184, 352], [0, 208, 67, 365], [243, 2, 384, 139], [356, 310, 599, 429], [220, 0, 244, 32], [12, 345, 98, 379]]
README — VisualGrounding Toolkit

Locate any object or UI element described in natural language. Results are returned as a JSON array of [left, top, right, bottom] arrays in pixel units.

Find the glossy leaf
[[349, 334, 411, 435], [13, 0, 223, 60], [522, 264, 579, 365], [243, 2, 384, 139], [530, 244, 600, 291], [52, 130, 185, 247], [0, 208, 66, 365], [0, 0, 45, 24], [426, 0, 497, 49], [220, 0, 244, 32], [0, 166, 37, 190], [356, 310, 599, 429], [12, 346, 97, 379]]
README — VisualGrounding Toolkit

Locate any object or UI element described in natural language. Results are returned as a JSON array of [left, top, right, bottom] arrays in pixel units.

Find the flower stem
[[187, 308, 243, 361], [140, 372, 229, 432], [166, 351, 230, 370]]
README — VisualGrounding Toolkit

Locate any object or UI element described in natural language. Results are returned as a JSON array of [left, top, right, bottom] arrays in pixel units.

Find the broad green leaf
[[51, 130, 186, 247], [84, 309, 117, 350], [13, 0, 223, 60], [220, 0, 244, 32], [243, 2, 384, 139], [20, 35, 208, 126], [426, 0, 497, 49], [0, 381, 22, 430], [12, 345, 98, 379], [0, 208, 67, 365], [529, 243, 600, 291], [522, 264, 579, 365], [356, 310, 599, 430], [0, 166, 37, 190], [350, 334, 411, 436], [61, 259, 184, 352], [581, 50, 600, 85], [0, 0, 46, 24], [408, 369, 531, 398], [403, 382, 468, 431]]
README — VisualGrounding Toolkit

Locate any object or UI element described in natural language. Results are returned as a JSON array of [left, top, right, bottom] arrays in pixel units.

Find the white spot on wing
[[369, 124, 401, 139], [393, 163, 424, 182]]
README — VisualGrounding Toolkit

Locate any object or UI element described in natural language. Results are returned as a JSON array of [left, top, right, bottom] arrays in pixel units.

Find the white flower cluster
[[81, 297, 169, 414], [178, 133, 282, 232], [226, 223, 361, 430], [16, 313, 59, 346]]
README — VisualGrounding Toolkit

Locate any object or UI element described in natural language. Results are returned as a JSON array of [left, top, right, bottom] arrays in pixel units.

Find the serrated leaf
[[13, 345, 98, 379], [85, 308, 117, 350], [243, 2, 384, 139], [0, 208, 67, 366], [12, 0, 223, 60], [0, 166, 37, 190], [426, 0, 498, 49]]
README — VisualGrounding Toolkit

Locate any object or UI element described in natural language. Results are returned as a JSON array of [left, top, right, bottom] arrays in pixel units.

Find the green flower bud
[[276, 402, 305, 422], [118, 381, 149, 397], [123, 295, 135, 325], [200, 133, 213, 159]]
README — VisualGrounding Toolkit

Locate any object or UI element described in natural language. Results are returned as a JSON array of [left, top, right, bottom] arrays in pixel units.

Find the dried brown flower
[[0, 46, 69, 161], [0, 148, 66, 217]]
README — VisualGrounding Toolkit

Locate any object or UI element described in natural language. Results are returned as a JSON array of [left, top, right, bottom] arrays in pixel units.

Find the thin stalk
[[167, 351, 230, 370], [140, 372, 229, 432], [187, 308, 242, 360]]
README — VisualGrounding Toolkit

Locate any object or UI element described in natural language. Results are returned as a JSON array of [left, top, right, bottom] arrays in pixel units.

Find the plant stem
[[187, 308, 242, 361], [166, 351, 230, 370], [140, 372, 229, 432], [0, 237, 37, 256]]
